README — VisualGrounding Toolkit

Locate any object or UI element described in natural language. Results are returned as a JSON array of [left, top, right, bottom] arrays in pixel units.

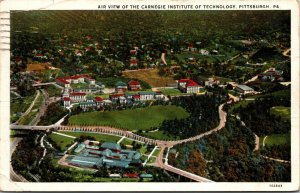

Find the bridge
[[10, 103, 227, 182], [10, 82, 64, 90]]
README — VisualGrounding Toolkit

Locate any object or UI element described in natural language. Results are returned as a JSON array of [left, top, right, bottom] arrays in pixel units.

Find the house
[[140, 173, 153, 178], [115, 81, 128, 92], [63, 97, 71, 107], [205, 78, 220, 87], [235, 84, 255, 94], [109, 174, 121, 178], [100, 142, 122, 153], [56, 78, 70, 88], [178, 79, 203, 93], [128, 80, 141, 91], [70, 92, 86, 102], [138, 91, 156, 101], [200, 49, 209, 55], [258, 68, 284, 82], [123, 173, 139, 178], [130, 57, 138, 67], [56, 74, 95, 88], [155, 92, 164, 100], [109, 93, 126, 103]]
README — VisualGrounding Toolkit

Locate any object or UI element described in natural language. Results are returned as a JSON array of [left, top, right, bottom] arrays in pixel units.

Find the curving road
[[11, 102, 228, 182]]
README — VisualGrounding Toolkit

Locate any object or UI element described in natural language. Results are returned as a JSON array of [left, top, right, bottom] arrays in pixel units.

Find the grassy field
[[68, 105, 189, 131], [70, 82, 90, 89], [142, 130, 179, 140], [270, 106, 291, 121], [58, 131, 121, 143], [122, 69, 176, 87], [263, 133, 290, 146], [46, 85, 62, 97], [26, 62, 48, 72], [228, 100, 254, 114], [18, 93, 44, 125], [159, 88, 189, 96], [152, 148, 161, 157], [10, 93, 36, 122], [48, 133, 75, 150]]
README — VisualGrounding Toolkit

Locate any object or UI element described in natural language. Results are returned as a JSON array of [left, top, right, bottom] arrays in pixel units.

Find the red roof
[[133, 94, 140, 99], [130, 50, 137, 55], [178, 79, 199, 87], [70, 92, 86, 96], [95, 97, 103, 102], [110, 93, 125, 98], [128, 80, 140, 86], [63, 97, 70, 101], [124, 173, 139, 178], [56, 78, 70, 84]]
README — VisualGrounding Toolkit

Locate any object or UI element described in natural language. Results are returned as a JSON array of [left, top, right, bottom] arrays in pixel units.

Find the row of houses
[[56, 74, 96, 88], [109, 91, 164, 104], [115, 80, 141, 92]]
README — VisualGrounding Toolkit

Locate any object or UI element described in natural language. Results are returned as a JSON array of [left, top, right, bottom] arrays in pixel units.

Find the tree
[[186, 150, 207, 177]]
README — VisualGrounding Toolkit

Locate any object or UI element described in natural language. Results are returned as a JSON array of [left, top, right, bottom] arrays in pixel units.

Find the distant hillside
[[11, 10, 290, 41]]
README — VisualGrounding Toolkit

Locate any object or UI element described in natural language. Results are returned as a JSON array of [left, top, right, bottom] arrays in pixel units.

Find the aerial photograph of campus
[[10, 10, 291, 182]]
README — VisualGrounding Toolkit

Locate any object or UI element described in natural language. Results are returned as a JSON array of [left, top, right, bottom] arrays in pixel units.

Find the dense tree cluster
[[150, 92, 226, 139], [260, 144, 291, 160], [235, 89, 290, 136], [37, 102, 68, 126], [169, 117, 290, 182]]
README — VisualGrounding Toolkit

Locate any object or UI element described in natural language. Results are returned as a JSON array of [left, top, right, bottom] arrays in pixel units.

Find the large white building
[[235, 84, 255, 94], [56, 75, 95, 88], [178, 79, 203, 93]]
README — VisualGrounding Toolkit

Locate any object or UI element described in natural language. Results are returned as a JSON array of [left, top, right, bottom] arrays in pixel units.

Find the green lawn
[[88, 93, 110, 99], [159, 88, 189, 96], [10, 93, 36, 123], [68, 105, 190, 131], [46, 85, 62, 97], [120, 138, 134, 146], [58, 131, 121, 143], [142, 130, 179, 140], [18, 93, 44, 125], [70, 82, 90, 89], [263, 133, 290, 146], [228, 100, 254, 114], [270, 106, 291, 121], [152, 148, 161, 157], [48, 133, 75, 150]]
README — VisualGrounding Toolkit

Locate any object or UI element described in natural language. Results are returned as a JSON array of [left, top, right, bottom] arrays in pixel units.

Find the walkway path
[[143, 146, 158, 166], [262, 156, 291, 164], [254, 134, 259, 151], [262, 136, 268, 147], [117, 136, 126, 144], [52, 131, 76, 139], [11, 102, 228, 182]]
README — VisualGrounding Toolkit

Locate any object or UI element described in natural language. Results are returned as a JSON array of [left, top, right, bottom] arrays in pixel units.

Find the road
[[30, 89, 49, 126], [282, 48, 291, 57], [153, 103, 227, 182], [11, 102, 227, 182]]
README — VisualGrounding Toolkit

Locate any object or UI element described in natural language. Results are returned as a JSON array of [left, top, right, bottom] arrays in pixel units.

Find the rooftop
[[236, 84, 254, 91]]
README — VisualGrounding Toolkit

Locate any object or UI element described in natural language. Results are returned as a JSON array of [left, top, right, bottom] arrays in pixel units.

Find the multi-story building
[[178, 79, 203, 93], [128, 80, 141, 91]]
